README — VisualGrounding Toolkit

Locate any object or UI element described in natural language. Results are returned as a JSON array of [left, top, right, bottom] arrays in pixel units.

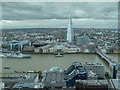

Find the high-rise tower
[[67, 11, 74, 43]]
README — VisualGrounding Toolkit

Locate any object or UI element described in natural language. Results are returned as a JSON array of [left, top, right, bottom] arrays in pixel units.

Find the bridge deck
[[96, 49, 116, 65]]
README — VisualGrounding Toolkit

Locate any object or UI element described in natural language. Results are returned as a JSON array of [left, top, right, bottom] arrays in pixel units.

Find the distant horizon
[[2, 27, 118, 30]]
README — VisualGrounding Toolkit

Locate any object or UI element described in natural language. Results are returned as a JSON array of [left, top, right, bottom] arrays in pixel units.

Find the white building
[[49, 44, 80, 53], [84, 62, 105, 79], [0, 82, 5, 89], [67, 47, 80, 53], [49, 45, 68, 53], [67, 11, 74, 43], [86, 70, 97, 80]]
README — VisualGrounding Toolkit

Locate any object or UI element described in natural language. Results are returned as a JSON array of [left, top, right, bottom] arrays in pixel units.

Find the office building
[[76, 35, 90, 46], [67, 11, 74, 43], [86, 70, 97, 80], [84, 62, 105, 79], [64, 62, 86, 87], [76, 80, 108, 90]]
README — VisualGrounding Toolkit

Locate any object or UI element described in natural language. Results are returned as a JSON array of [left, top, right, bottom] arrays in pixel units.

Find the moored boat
[[55, 53, 64, 57], [0, 54, 7, 58], [4, 67, 10, 69], [5, 52, 31, 59]]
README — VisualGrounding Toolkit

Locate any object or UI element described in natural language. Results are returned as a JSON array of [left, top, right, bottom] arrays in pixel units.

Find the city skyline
[[2, 2, 118, 29]]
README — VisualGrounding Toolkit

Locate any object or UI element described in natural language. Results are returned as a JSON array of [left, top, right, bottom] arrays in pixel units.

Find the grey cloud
[[2, 2, 118, 20]]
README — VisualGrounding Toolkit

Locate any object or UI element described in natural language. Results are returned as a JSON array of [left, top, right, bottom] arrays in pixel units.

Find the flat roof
[[44, 72, 64, 84], [44, 72, 65, 87]]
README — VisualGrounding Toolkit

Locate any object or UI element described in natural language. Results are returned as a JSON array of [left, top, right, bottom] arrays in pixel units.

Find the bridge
[[96, 48, 117, 79], [96, 49, 116, 65]]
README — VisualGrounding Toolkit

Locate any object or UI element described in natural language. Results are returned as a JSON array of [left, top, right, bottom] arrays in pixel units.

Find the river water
[[1, 54, 119, 73]]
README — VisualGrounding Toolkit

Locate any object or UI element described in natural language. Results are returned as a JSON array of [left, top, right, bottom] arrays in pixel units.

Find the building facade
[[64, 62, 86, 87], [75, 80, 108, 90], [84, 62, 105, 79], [67, 11, 74, 43], [76, 36, 90, 46]]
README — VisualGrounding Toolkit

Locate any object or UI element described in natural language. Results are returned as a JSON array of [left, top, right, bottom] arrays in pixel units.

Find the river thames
[[1, 54, 119, 73]]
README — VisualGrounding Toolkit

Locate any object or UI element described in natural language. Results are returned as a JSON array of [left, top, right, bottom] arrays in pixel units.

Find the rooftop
[[44, 72, 65, 87], [76, 80, 108, 86], [85, 62, 103, 66], [44, 67, 65, 87]]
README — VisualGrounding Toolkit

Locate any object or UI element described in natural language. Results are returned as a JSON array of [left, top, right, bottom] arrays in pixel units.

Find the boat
[[0, 54, 7, 58], [4, 67, 10, 69], [5, 52, 31, 59], [55, 53, 64, 57]]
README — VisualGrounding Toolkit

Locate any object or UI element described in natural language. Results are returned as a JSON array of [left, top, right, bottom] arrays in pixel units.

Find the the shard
[[67, 11, 74, 43]]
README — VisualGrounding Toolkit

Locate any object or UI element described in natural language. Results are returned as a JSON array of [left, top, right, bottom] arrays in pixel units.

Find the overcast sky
[[2, 2, 118, 29]]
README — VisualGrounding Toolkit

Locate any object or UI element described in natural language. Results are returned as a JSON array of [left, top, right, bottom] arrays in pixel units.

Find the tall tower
[[67, 11, 73, 43]]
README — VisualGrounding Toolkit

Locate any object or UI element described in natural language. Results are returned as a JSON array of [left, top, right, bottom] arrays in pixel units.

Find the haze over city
[[2, 2, 118, 29]]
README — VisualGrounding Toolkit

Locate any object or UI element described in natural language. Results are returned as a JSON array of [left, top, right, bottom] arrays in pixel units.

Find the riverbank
[[1, 51, 120, 54], [22, 52, 96, 54]]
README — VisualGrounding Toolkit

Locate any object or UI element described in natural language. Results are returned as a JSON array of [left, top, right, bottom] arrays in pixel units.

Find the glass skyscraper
[[67, 11, 74, 43]]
